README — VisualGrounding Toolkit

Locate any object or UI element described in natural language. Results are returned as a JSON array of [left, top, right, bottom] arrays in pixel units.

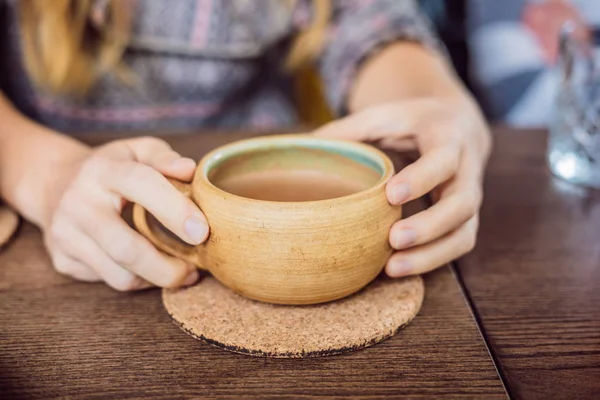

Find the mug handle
[[132, 179, 205, 270]]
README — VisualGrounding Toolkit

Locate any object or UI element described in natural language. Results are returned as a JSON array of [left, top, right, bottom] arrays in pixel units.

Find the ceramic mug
[[133, 134, 402, 305]]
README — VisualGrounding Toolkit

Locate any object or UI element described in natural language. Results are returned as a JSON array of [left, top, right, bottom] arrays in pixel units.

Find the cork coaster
[[163, 274, 424, 358], [0, 205, 19, 248]]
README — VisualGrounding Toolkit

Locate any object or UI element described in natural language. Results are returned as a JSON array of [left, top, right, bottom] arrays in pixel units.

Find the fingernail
[[170, 157, 196, 170], [392, 228, 417, 249], [183, 269, 199, 286], [391, 183, 410, 204], [387, 259, 414, 277], [183, 215, 208, 244]]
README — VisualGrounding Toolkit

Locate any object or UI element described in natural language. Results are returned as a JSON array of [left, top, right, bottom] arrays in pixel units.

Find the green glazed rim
[[195, 134, 395, 205]]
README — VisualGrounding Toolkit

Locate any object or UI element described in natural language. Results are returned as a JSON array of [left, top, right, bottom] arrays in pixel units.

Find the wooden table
[[457, 128, 600, 400], [0, 131, 507, 399], [4, 128, 599, 399]]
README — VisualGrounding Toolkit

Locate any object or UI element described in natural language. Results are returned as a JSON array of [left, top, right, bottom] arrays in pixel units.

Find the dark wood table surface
[[457, 128, 600, 400], [4, 127, 600, 399], [0, 131, 507, 399]]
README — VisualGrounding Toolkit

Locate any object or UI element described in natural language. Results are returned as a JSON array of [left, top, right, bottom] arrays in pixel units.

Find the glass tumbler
[[548, 23, 600, 188]]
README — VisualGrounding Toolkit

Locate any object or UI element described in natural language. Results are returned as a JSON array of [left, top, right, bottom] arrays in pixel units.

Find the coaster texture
[[0, 205, 19, 248], [162, 274, 424, 358]]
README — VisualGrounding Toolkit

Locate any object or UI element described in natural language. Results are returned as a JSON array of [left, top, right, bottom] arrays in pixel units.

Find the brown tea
[[208, 147, 382, 202], [214, 169, 369, 202]]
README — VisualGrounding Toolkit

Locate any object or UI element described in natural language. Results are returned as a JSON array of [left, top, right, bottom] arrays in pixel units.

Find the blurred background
[[424, 0, 599, 128]]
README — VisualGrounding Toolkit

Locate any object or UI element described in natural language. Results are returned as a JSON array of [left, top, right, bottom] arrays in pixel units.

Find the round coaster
[[0, 205, 19, 248], [162, 274, 424, 358]]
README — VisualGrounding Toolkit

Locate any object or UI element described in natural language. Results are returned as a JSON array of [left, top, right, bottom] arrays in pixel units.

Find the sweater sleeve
[[296, 0, 447, 115]]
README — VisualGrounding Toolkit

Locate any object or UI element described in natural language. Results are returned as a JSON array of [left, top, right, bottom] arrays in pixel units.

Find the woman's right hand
[[42, 137, 209, 291]]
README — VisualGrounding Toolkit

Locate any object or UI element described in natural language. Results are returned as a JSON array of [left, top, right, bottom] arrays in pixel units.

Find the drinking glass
[[548, 23, 600, 188]]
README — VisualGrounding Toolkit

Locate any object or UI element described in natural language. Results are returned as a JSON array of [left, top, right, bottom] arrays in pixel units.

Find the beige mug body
[[134, 134, 402, 305]]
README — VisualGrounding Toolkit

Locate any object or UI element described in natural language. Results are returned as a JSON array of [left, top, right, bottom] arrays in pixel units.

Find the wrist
[[0, 125, 90, 228], [0, 93, 92, 227], [36, 139, 91, 228]]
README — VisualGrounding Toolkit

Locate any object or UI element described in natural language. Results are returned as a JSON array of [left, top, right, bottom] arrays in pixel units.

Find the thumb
[[311, 102, 422, 141]]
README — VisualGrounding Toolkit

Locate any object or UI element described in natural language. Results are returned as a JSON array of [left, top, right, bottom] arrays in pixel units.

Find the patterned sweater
[[0, 0, 442, 134]]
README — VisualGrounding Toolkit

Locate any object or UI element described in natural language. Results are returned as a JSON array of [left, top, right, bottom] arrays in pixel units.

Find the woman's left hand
[[313, 97, 491, 278]]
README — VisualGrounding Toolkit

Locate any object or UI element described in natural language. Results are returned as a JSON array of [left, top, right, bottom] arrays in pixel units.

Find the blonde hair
[[17, 0, 331, 96], [18, 0, 133, 96]]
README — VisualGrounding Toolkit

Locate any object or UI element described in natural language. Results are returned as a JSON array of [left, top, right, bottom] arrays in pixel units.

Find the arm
[[348, 41, 491, 162], [0, 92, 90, 226], [349, 42, 464, 110]]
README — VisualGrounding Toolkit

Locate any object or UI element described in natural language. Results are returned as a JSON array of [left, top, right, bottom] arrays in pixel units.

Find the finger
[[51, 251, 102, 282], [386, 143, 461, 205], [126, 137, 197, 181], [379, 136, 417, 152], [75, 206, 199, 289], [96, 158, 208, 245], [101, 137, 196, 181], [51, 221, 154, 291], [389, 179, 481, 250], [93, 258, 154, 292], [386, 215, 479, 278], [88, 254, 154, 292], [312, 103, 421, 141], [312, 100, 445, 141]]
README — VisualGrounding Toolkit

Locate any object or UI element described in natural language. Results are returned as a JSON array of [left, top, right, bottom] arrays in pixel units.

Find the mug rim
[[193, 134, 395, 205]]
